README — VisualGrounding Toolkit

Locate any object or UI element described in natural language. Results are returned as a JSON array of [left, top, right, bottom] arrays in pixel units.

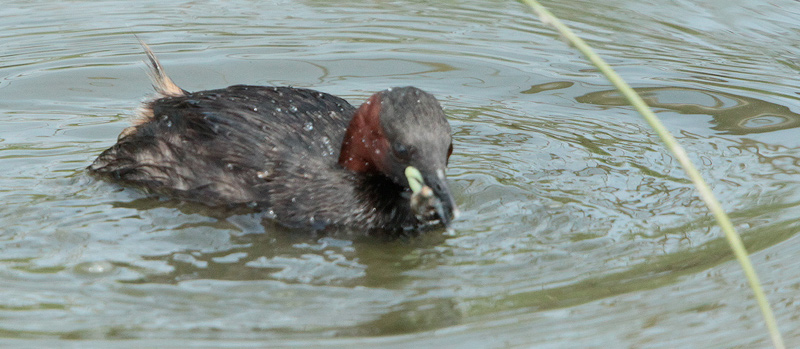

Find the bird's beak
[[405, 166, 460, 228]]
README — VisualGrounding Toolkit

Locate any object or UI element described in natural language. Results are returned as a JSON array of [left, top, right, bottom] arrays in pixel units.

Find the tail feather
[[138, 39, 185, 97]]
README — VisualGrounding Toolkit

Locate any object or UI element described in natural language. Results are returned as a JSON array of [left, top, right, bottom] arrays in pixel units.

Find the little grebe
[[89, 42, 459, 232]]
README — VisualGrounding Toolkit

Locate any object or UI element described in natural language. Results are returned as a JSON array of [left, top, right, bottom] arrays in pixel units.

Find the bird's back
[[89, 85, 357, 207]]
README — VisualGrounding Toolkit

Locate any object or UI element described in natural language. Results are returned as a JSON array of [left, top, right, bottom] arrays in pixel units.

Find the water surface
[[2, 0, 800, 346]]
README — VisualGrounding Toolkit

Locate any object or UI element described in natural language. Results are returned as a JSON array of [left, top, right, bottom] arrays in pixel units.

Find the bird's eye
[[393, 143, 412, 160]]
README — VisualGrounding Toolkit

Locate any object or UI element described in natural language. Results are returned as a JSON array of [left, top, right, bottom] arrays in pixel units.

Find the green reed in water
[[519, 1, 785, 348]]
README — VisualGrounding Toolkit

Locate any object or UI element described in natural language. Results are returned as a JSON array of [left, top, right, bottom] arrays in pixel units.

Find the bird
[[88, 42, 459, 233]]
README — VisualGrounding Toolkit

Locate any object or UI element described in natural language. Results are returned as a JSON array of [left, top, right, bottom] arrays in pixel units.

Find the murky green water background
[[3, 0, 800, 347]]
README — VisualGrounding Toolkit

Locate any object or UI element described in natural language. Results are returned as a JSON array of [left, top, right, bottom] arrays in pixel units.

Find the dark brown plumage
[[89, 44, 458, 232]]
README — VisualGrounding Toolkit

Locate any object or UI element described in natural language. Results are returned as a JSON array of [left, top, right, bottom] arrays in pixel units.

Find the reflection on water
[[577, 86, 800, 135], [3, 0, 800, 346]]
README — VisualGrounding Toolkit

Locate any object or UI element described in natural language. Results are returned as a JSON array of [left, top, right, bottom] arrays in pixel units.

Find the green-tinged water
[[2, 0, 800, 346]]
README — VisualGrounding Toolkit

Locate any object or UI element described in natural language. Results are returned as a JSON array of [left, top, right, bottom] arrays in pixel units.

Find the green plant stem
[[519, 1, 785, 348]]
